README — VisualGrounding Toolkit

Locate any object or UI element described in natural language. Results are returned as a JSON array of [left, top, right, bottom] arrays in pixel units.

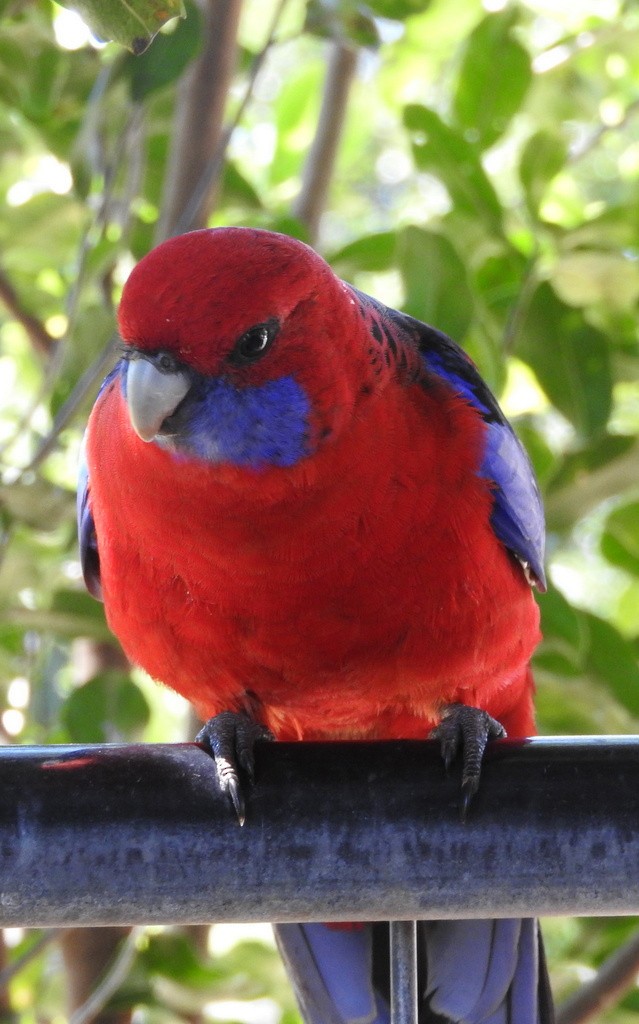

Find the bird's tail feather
[[274, 918, 554, 1024], [275, 923, 390, 1024]]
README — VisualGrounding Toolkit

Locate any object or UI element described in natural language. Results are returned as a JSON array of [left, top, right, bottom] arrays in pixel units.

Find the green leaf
[[62, 672, 150, 742], [121, 1, 201, 99], [0, 193, 86, 275], [21, 45, 63, 122], [618, 582, 639, 637], [535, 587, 585, 677], [583, 613, 639, 717], [366, 0, 431, 17], [516, 282, 612, 439], [474, 250, 528, 322], [305, 1, 380, 47], [453, 10, 532, 151], [265, 215, 311, 243], [27, 589, 111, 638], [601, 501, 639, 576], [220, 162, 262, 210], [0, 624, 25, 656], [113, 675, 152, 734], [397, 226, 474, 339], [404, 104, 503, 233], [329, 231, 397, 275], [50, 589, 103, 617], [535, 676, 624, 735], [565, 201, 639, 253], [140, 933, 223, 987], [461, 325, 506, 396], [514, 422, 558, 489], [0, 480, 74, 531], [551, 250, 639, 311], [519, 130, 567, 215], [535, 598, 639, 730], [546, 433, 635, 494], [3, 587, 109, 640], [269, 62, 323, 186], [56, 0, 186, 53], [537, 588, 582, 649], [61, 679, 107, 743], [534, 650, 581, 676]]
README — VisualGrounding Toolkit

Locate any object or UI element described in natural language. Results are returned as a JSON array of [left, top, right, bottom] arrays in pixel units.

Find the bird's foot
[[196, 711, 273, 826], [430, 703, 506, 819]]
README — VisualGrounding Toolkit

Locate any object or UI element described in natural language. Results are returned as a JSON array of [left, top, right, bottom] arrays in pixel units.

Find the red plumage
[[84, 227, 540, 744]]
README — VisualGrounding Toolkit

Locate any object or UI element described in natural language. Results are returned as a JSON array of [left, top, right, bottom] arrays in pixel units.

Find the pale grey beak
[[126, 357, 191, 442]]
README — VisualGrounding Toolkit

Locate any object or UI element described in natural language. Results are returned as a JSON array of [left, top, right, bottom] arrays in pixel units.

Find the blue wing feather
[[77, 440, 102, 601], [77, 365, 122, 602]]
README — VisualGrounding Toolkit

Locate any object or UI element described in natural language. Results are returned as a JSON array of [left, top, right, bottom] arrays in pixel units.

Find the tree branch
[[557, 927, 639, 1024], [545, 439, 639, 531], [61, 927, 140, 1024], [292, 40, 358, 244], [161, 0, 291, 241], [14, 334, 119, 478], [568, 96, 639, 164], [157, 0, 243, 239], [501, 258, 539, 356], [0, 267, 56, 360]]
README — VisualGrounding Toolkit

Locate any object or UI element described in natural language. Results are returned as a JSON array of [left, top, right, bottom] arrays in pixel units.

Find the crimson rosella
[[78, 227, 552, 1024]]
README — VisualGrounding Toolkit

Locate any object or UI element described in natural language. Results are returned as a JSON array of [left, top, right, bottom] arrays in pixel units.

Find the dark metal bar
[[0, 737, 638, 926], [390, 921, 418, 1024]]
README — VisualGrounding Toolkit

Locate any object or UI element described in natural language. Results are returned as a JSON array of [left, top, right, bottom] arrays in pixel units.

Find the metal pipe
[[0, 737, 638, 926], [390, 921, 418, 1024]]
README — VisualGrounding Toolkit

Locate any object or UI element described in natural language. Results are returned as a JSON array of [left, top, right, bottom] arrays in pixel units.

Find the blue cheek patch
[[179, 375, 311, 469]]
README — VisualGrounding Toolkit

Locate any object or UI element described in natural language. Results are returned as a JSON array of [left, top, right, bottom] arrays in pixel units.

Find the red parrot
[[78, 227, 552, 1023]]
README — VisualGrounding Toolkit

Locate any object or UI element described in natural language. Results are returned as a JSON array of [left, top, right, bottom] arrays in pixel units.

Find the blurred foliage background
[[0, 0, 638, 1019]]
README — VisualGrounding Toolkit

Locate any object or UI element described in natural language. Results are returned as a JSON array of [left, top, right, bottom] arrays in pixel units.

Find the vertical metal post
[[390, 920, 418, 1024]]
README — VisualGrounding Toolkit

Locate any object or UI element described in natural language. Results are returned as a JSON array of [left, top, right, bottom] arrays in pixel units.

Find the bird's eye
[[156, 352, 180, 374], [230, 321, 278, 365]]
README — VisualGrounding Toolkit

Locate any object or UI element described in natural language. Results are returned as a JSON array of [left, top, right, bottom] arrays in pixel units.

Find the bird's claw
[[196, 711, 273, 826], [430, 703, 506, 819]]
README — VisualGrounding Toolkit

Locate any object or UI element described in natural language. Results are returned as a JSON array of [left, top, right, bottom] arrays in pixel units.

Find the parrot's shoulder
[[352, 288, 546, 590]]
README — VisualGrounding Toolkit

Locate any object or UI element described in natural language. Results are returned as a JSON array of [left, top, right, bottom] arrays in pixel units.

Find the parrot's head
[[117, 227, 373, 470]]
